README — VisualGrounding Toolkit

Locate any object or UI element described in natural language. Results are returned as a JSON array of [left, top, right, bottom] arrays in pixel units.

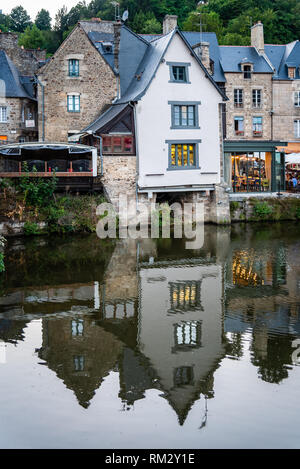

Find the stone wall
[[100, 155, 137, 209], [0, 97, 37, 143], [224, 72, 272, 140], [37, 23, 117, 142], [272, 80, 300, 141], [0, 33, 41, 75]]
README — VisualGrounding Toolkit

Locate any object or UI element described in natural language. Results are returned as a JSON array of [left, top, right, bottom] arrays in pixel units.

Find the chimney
[[163, 15, 178, 35], [192, 42, 211, 74], [251, 21, 264, 55]]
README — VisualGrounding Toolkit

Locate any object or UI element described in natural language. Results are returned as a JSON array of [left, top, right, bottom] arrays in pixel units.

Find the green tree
[[35, 9, 51, 31], [183, 10, 224, 39], [9, 5, 32, 32], [54, 5, 69, 40], [19, 24, 45, 49]]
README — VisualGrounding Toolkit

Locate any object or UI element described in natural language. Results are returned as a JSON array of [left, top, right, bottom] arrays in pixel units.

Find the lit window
[[67, 95, 80, 112], [234, 89, 243, 108], [252, 89, 262, 108], [0, 106, 7, 123], [170, 144, 196, 168], [68, 59, 79, 77], [169, 281, 203, 312]]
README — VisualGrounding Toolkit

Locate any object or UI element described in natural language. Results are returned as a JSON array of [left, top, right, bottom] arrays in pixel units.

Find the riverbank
[[0, 178, 106, 237], [230, 196, 300, 223]]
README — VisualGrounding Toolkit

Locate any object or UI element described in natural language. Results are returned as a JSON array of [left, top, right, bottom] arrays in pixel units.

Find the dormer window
[[69, 59, 79, 77], [288, 67, 296, 79], [102, 42, 113, 53], [243, 65, 252, 79]]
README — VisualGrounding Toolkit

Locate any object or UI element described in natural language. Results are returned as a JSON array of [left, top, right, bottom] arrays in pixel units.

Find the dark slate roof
[[219, 46, 273, 73], [0, 51, 35, 99], [82, 103, 128, 133], [141, 31, 226, 83], [265, 41, 300, 80], [88, 31, 115, 70], [116, 30, 174, 104], [116, 29, 227, 105]]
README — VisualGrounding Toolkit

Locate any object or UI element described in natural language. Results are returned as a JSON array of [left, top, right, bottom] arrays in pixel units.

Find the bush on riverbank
[[0, 176, 107, 236], [230, 197, 300, 222]]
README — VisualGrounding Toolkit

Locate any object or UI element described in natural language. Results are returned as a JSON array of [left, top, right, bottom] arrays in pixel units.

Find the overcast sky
[[3, 1, 80, 23]]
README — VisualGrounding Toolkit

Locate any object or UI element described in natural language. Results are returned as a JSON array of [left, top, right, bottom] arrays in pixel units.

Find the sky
[[3, 1, 80, 23]]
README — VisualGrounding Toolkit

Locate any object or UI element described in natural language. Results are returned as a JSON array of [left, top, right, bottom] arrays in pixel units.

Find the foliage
[[18, 164, 57, 208], [23, 221, 42, 236], [253, 202, 273, 219], [2, 0, 298, 55], [9, 5, 32, 32], [35, 9, 51, 31], [19, 24, 45, 50]]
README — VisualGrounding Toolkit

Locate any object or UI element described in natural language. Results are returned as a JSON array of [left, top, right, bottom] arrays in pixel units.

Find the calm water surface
[[0, 223, 300, 449]]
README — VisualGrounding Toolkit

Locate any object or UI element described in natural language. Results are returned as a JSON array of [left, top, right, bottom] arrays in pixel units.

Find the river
[[0, 222, 300, 448]]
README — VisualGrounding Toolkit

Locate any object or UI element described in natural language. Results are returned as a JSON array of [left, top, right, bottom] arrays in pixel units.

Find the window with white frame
[[252, 89, 262, 108], [294, 119, 300, 138], [0, 106, 7, 123], [67, 94, 80, 112], [294, 91, 300, 107], [234, 89, 243, 108]]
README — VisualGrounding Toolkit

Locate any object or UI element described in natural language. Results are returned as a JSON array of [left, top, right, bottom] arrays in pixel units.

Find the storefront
[[224, 141, 287, 193]]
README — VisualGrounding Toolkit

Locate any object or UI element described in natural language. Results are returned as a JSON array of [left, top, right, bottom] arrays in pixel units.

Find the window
[[174, 321, 202, 350], [234, 116, 244, 136], [169, 102, 200, 128], [102, 135, 134, 154], [252, 89, 262, 108], [243, 65, 252, 79], [71, 319, 84, 337], [294, 91, 300, 107], [174, 366, 194, 386], [253, 116, 263, 136], [68, 59, 79, 77], [294, 120, 300, 138], [167, 141, 200, 169], [169, 280, 203, 312], [67, 95, 80, 112], [167, 62, 190, 83], [0, 106, 7, 123], [234, 89, 243, 108], [73, 355, 84, 371], [288, 67, 296, 79]]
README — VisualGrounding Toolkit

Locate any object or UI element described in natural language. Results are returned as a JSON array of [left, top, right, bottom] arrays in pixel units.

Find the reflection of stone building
[[224, 224, 300, 384], [38, 315, 123, 408]]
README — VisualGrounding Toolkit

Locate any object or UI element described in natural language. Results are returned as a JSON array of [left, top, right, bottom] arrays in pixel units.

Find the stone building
[[37, 20, 118, 142]]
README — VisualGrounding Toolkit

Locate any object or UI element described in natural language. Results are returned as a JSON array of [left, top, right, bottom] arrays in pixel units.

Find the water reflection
[[0, 223, 300, 431]]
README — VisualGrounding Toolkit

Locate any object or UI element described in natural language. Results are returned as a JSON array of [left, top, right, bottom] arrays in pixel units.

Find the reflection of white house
[[138, 261, 225, 424]]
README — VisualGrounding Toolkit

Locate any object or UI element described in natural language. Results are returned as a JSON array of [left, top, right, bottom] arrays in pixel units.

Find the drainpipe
[[88, 132, 103, 176], [133, 103, 139, 209], [32, 76, 45, 142]]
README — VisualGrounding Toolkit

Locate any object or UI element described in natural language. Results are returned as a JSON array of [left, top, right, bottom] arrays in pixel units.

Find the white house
[[72, 19, 229, 222]]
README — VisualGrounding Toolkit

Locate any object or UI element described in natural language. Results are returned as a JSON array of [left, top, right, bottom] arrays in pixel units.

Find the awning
[[277, 142, 300, 154], [285, 153, 300, 164]]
